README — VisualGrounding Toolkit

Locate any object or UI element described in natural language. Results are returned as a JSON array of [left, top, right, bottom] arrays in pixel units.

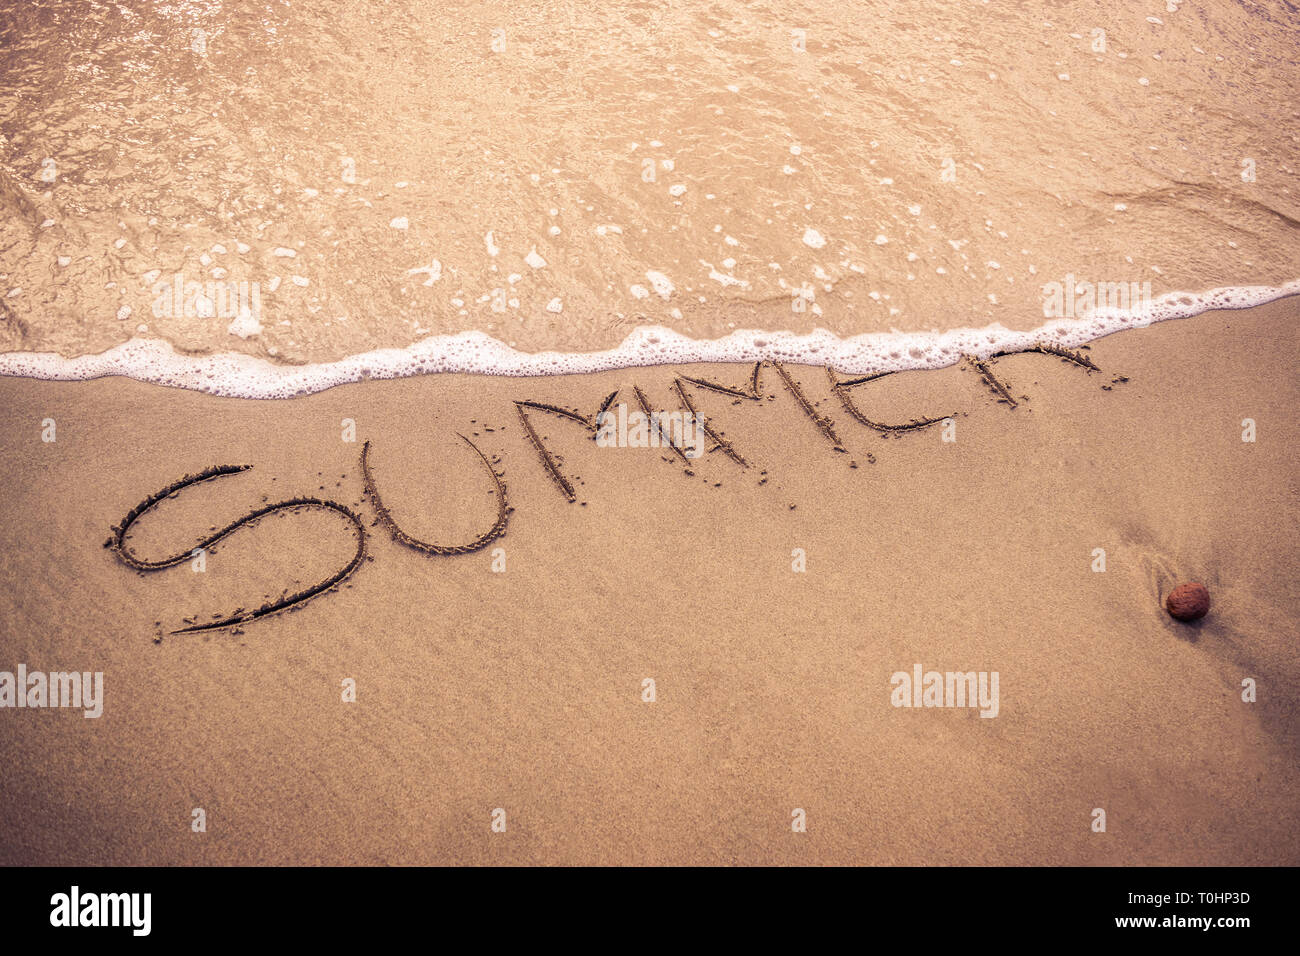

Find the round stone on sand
[[1166, 582, 1210, 622]]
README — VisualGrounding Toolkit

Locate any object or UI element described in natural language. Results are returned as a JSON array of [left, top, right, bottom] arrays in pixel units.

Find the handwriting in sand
[[108, 349, 1110, 635]]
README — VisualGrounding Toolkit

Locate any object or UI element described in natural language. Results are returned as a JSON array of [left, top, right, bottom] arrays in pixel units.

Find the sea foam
[[0, 282, 1295, 399]]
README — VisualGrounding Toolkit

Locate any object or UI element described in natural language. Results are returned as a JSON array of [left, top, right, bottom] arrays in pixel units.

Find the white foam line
[[0, 282, 1296, 399]]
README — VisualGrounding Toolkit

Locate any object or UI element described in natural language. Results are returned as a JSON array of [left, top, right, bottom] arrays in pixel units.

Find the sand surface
[[1, 299, 1297, 865]]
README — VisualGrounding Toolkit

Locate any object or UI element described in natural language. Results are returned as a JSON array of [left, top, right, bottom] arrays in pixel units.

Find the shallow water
[[1, 0, 1298, 373]]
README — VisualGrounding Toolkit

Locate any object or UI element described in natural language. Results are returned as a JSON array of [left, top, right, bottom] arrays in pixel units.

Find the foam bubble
[[0, 282, 1295, 399]]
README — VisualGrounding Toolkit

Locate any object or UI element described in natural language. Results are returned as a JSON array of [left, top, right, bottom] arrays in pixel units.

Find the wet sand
[[0, 298, 1297, 865]]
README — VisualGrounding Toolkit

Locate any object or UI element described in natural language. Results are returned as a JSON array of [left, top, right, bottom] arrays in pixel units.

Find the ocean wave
[[0, 281, 1295, 398]]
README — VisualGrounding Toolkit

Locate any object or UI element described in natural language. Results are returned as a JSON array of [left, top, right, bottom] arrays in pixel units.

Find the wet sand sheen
[[0, 300, 1297, 865]]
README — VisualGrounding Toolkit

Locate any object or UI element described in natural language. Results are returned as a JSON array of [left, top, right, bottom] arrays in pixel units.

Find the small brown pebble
[[1166, 582, 1210, 622]]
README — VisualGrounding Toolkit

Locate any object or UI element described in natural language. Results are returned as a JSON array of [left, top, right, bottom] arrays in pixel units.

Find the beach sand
[[1, 298, 1297, 865]]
